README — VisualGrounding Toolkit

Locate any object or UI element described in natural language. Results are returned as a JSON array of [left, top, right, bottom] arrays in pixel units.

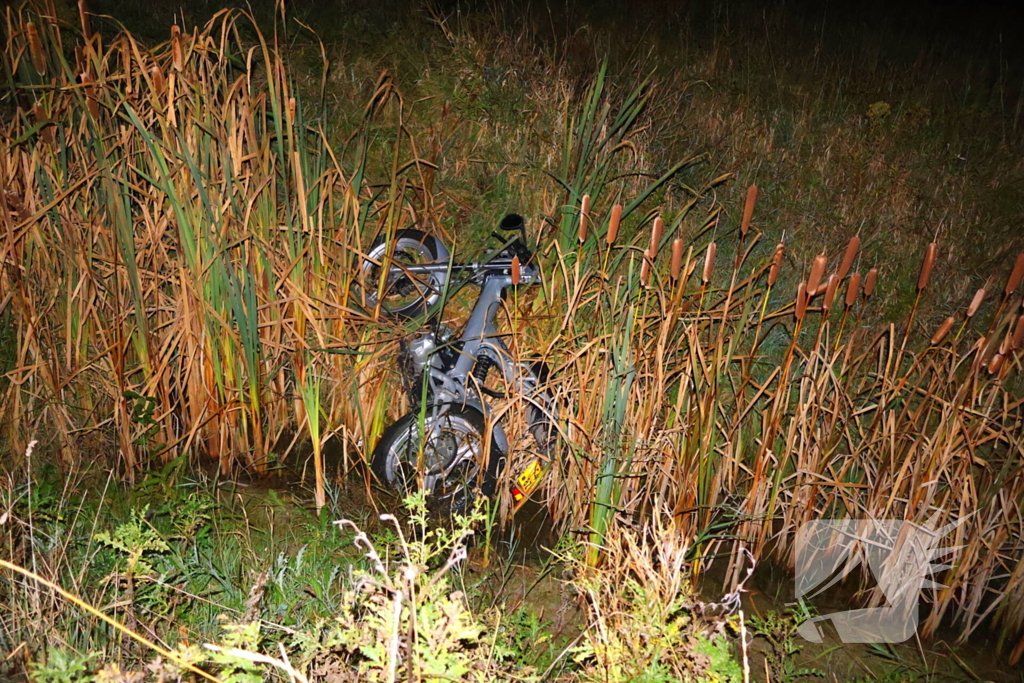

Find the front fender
[[457, 398, 510, 455]]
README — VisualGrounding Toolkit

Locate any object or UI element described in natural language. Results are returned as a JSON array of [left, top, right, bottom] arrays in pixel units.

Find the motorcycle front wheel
[[371, 404, 502, 515], [359, 229, 447, 319]]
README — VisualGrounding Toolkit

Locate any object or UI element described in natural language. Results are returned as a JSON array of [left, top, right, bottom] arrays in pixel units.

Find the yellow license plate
[[516, 459, 545, 496]]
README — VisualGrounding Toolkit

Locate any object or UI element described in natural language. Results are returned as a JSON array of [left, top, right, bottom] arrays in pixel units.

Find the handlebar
[[384, 214, 538, 282]]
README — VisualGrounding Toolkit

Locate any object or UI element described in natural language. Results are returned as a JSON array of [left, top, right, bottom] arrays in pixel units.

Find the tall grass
[[3, 0, 1024, 662], [1, 3, 377, 483], [517, 185, 1024, 656]]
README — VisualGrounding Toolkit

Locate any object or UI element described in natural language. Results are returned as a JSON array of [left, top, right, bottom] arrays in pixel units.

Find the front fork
[[420, 346, 551, 511]]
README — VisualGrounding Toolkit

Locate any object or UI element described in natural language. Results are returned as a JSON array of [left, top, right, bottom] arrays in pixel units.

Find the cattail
[[966, 288, 986, 317], [1006, 253, 1024, 296], [823, 274, 839, 312], [647, 216, 663, 259], [917, 242, 937, 291], [511, 255, 520, 286], [640, 258, 650, 286], [768, 243, 784, 286], [988, 353, 1004, 375], [838, 235, 861, 281], [81, 72, 99, 119], [1012, 315, 1024, 350], [807, 254, 827, 295], [152, 64, 166, 96], [121, 38, 132, 96], [846, 272, 861, 307], [702, 242, 716, 284], [171, 24, 183, 71], [740, 184, 757, 237], [864, 268, 878, 298], [78, 0, 93, 40], [670, 238, 683, 281], [27, 22, 46, 75], [931, 316, 955, 345], [578, 194, 590, 243], [795, 282, 808, 321], [606, 203, 622, 245]]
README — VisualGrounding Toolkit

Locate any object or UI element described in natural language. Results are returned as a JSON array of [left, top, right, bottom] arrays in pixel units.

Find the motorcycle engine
[[398, 324, 456, 401]]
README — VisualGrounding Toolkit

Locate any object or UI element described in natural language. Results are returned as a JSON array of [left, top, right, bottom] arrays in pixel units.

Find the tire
[[359, 229, 447, 319], [371, 404, 503, 515]]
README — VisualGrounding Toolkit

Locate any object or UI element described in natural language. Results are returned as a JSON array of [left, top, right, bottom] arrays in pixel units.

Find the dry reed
[[3, 4, 1024, 660]]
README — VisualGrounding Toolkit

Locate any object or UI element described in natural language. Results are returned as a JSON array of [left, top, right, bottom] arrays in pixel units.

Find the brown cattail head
[[120, 37, 132, 95], [768, 243, 784, 286], [511, 255, 520, 286], [27, 22, 46, 75], [81, 72, 99, 119], [823, 274, 839, 311], [647, 216, 664, 260], [171, 24, 184, 71], [1006, 253, 1024, 296], [640, 257, 651, 287], [702, 242, 716, 284], [918, 242, 937, 291], [807, 254, 827, 295], [931, 316, 955, 345], [795, 282, 808, 321], [606, 203, 622, 246], [1012, 315, 1024, 350], [740, 184, 758, 237], [670, 238, 683, 281], [78, 0, 93, 40], [152, 64, 166, 96], [846, 272, 861, 307], [864, 268, 878, 298], [578, 194, 590, 243], [988, 352, 1004, 375], [838, 235, 861, 281], [966, 288, 986, 317]]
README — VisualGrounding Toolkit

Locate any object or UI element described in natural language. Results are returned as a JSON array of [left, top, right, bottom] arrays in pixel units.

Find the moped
[[358, 213, 556, 514]]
